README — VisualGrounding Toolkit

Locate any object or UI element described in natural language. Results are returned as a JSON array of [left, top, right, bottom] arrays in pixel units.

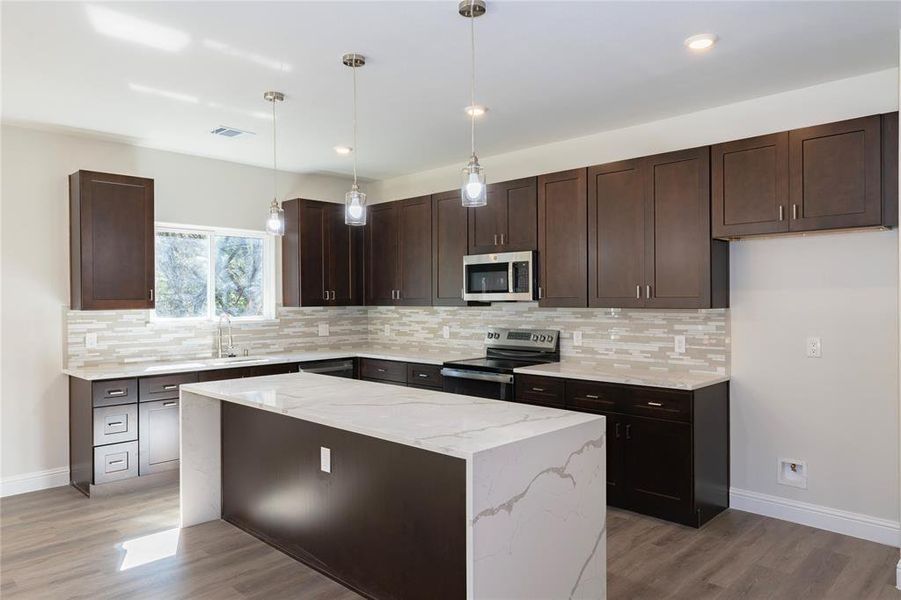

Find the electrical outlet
[[85, 333, 98, 349], [806, 336, 822, 358], [318, 323, 329, 337], [573, 331, 583, 346], [384, 324, 391, 337], [320, 447, 331, 473], [442, 325, 450, 339], [674, 335, 686, 354]]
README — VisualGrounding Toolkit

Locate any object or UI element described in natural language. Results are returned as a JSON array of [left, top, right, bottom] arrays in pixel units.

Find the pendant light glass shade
[[345, 183, 367, 226], [461, 154, 486, 207], [266, 198, 285, 235]]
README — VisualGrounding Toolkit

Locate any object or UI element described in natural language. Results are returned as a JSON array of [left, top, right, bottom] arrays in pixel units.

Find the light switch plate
[[318, 323, 329, 337], [85, 332, 98, 349], [674, 335, 686, 354], [384, 325, 391, 337], [806, 336, 822, 358], [442, 325, 450, 339], [573, 331, 583, 346], [320, 447, 331, 473]]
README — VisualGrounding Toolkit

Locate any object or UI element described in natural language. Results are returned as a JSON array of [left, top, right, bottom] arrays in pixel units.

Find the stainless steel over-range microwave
[[463, 251, 536, 302]]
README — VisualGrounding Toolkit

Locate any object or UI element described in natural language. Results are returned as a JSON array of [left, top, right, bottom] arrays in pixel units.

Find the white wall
[[372, 68, 901, 527], [0, 124, 350, 488]]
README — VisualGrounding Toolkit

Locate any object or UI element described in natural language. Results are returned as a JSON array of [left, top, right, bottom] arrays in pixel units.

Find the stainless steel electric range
[[440, 328, 560, 401]]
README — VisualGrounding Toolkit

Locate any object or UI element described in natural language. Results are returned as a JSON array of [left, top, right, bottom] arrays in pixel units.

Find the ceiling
[[2, 1, 900, 180]]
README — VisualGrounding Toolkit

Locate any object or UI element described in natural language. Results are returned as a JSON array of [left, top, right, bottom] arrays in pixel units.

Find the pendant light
[[264, 90, 286, 235], [343, 53, 367, 226], [459, 0, 486, 207]]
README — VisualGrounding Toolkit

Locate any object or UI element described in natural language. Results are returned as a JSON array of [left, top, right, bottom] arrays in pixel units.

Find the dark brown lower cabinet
[[517, 374, 729, 527], [221, 402, 466, 600]]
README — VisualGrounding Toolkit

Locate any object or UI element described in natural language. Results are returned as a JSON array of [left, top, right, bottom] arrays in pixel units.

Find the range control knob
[[539, 335, 547, 342], [531, 334, 539, 342]]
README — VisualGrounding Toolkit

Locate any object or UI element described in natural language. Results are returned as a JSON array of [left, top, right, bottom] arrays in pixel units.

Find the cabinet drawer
[[94, 441, 138, 484], [407, 363, 442, 388], [249, 363, 298, 378], [139, 372, 197, 402], [515, 374, 565, 408], [92, 378, 137, 407], [565, 380, 622, 414], [197, 367, 253, 382], [93, 404, 138, 446], [359, 358, 406, 384], [624, 387, 692, 423]]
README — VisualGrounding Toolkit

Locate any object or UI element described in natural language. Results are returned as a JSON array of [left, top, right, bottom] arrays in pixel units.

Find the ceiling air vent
[[210, 126, 254, 138]]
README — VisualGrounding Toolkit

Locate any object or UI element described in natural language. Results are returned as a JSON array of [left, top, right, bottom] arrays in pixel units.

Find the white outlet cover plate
[[85, 332, 98, 349], [320, 447, 331, 473], [384, 325, 391, 336], [318, 323, 329, 337], [573, 331, 583, 346], [442, 325, 450, 339], [674, 335, 686, 354], [777, 458, 807, 489], [806, 336, 822, 358]]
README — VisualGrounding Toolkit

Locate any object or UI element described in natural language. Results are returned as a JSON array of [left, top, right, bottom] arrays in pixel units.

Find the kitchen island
[[180, 372, 606, 600]]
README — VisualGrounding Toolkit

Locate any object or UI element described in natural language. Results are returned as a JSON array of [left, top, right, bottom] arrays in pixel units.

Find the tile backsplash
[[66, 303, 729, 375]]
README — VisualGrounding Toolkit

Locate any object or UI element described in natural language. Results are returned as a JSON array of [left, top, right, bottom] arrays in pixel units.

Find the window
[[154, 223, 274, 321]]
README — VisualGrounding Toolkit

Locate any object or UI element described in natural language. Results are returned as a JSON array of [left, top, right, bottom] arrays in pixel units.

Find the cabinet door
[[138, 399, 180, 475], [327, 203, 363, 306], [397, 196, 432, 306], [299, 200, 329, 306], [71, 171, 154, 310], [432, 191, 467, 306], [468, 187, 505, 254], [712, 132, 789, 238], [644, 148, 712, 309], [537, 168, 588, 307], [469, 177, 537, 254], [622, 416, 693, 525], [365, 202, 399, 305], [789, 115, 882, 231], [588, 159, 646, 308]]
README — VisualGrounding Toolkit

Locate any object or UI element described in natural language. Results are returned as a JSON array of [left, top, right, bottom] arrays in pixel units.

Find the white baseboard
[[730, 487, 900, 548], [1, 467, 70, 498]]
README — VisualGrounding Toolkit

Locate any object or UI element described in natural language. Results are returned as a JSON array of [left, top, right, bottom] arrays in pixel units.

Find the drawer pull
[[108, 459, 125, 465], [107, 421, 123, 427], [162, 402, 177, 407], [615, 423, 621, 438], [625, 424, 632, 440], [162, 384, 178, 391], [106, 389, 126, 397], [417, 373, 429, 378], [531, 387, 544, 392], [377, 368, 386, 373], [647, 401, 663, 407], [586, 394, 599, 399]]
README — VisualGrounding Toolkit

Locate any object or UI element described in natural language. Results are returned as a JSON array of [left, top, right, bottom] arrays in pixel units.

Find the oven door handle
[[440, 368, 514, 384]]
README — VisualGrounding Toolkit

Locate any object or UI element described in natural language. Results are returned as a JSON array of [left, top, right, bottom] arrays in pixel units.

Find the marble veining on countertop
[[514, 360, 729, 390], [62, 346, 482, 381], [181, 373, 602, 459]]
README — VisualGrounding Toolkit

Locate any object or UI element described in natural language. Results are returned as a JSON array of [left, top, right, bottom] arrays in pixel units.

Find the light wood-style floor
[[1, 482, 899, 599]]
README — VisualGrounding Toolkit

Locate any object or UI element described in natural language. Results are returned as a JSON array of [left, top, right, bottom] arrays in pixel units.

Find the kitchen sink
[[208, 356, 273, 366]]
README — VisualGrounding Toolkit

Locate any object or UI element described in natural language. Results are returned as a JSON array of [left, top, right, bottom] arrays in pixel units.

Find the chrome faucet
[[217, 314, 237, 358]]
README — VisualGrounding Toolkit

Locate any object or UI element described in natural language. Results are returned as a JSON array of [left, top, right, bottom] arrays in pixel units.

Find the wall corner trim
[[730, 487, 900, 548], [1, 467, 70, 498]]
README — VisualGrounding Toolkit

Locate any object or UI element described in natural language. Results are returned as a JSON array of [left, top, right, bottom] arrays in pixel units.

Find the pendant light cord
[[271, 95, 278, 203], [352, 60, 359, 187], [469, 1, 476, 158]]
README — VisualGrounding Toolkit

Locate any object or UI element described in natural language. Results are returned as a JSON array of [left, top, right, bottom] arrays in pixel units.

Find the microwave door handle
[[508, 261, 514, 293]]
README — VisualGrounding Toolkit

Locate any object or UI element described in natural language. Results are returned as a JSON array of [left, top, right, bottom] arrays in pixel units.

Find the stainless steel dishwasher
[[298, 359, 356, 379]]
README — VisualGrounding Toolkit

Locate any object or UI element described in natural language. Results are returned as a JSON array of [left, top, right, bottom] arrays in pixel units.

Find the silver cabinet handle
[[636, 285, 641, 299], [107, 389, 126, 397], [625, 424, 632, 440], [500, 234, 505, 245], [778, 206, 784, 221], [149, 289, 154, 301], [645, 285, 652, 299], [397, 289, 401, 300], [162, 384, 178, 391], [323, 290, 328, 301], [586, 394, 599, 399], [792, 204, 798, 219], [163, 401, 177, 407], [647, 401, 663, 407], [532, 387, 545, 392], [108, 459, 125, 465], [331, 291, 336, 300], [493, 234, 498, 245], [107, 421, 123, 427], [417, 373, 429, 378], [377, 368, 386, 373], [538, 286, 543, 300]]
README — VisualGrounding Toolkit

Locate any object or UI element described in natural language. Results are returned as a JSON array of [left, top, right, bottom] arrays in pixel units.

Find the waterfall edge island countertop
[[179, 372, 607, 600]]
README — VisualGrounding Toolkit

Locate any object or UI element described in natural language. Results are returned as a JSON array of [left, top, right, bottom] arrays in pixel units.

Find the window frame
[[151, 221, 276, 323]]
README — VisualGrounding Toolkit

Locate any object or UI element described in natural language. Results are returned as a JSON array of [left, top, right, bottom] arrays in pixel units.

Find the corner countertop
[[180, 373, 603, 459], [513, 361, 729, 391], [63, 346, 482, 381]]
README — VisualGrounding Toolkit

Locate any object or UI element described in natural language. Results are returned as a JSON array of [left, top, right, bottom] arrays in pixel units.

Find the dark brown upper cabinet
[[646, 147, 727, 309], [588, 159, 646, 308], [712, 132, 789, 238], [282, 199, 362, 307], [365, 197, 432, 306], [69, 170, 154, 310], [537, 168, 588, 307], [468, 177, 537, 254], [432, 191, 467, 306], [588, 149, 728, 309], [713, 113, 897, 238]]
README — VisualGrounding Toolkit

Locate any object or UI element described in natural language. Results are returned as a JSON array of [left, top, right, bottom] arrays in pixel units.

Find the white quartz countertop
[[63, 346, 481, 381], [513, 361, 729, 391], [180, 373, 602, 459]]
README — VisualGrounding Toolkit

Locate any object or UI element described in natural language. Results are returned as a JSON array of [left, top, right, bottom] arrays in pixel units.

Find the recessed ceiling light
[[129, 83, 198, 104], [684, 33, 718, 52], [465, 105, 488, 117], [86, 4, 189, 52], [334, 146, 353, 155]]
